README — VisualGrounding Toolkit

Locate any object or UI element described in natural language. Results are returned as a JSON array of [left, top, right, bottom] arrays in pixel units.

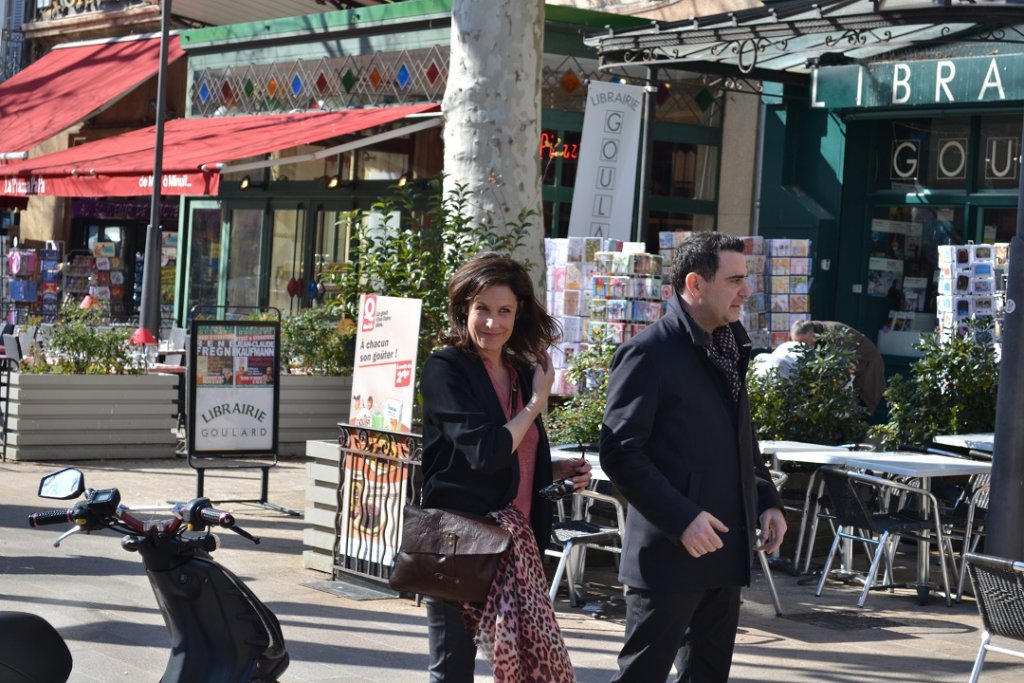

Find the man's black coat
[[600, 293, 782, 591]]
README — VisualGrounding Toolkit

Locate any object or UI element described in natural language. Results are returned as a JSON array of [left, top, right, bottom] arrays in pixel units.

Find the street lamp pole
[[986, 114, 1024, 560], [139, 0, 171, 338]]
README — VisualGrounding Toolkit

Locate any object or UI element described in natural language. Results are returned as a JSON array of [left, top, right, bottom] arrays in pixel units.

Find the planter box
[[278, 375, 352, 457], [5, 373, 179, 461], [303, 439, 342, 574]]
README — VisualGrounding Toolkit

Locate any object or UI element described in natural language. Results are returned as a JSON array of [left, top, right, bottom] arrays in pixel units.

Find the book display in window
[[763, 239, 812, 348], [6, 244, 39, 325], [935, 242, 1008, 344], [39, 241, 64, 322]]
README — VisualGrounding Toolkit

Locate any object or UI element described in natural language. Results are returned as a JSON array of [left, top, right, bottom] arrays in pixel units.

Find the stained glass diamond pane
[[369, 67, 381, 90], [341, 69, 356, 93], [291, 74, 304, 97], [560, 69, 581, 94], [268, 78, 278, 98], [695, 88, 713, 111], [244, 79, 255, 98], [426, 62, 440, 86], [315, 72, 329, 94], [396, 64, 411, 89], [198, 81, 210, 104]]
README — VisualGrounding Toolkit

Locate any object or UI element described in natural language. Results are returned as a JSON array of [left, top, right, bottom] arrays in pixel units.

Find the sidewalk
[[0, 456, 1018, 682]]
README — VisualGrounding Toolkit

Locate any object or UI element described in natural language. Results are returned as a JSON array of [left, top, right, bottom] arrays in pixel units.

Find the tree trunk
[[443, 0, 545, 278]]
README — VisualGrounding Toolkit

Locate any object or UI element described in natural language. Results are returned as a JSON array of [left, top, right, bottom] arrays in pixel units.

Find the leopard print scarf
[[461, 505, 574, 682], [707, 324, 741, 403]]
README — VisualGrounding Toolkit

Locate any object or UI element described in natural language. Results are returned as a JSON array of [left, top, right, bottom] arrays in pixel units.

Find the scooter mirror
[[38, 468, 85, 500]]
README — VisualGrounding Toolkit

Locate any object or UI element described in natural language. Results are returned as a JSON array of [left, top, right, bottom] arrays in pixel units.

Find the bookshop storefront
[[815, 70, 1024, 358], [587, 0, 1024, 364]]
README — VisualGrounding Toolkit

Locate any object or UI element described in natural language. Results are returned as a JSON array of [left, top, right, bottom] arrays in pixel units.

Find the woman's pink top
[[482, 357, 538, 519]]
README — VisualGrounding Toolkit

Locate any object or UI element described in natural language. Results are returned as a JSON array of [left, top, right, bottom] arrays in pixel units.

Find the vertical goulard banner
[[188, 319, 279, 455], [349, 294, 422, 433], [567, 80, 646, 241]]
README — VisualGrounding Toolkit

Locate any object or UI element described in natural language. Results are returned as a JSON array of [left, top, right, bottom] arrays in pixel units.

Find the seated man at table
[[750, 340, 806, 380]]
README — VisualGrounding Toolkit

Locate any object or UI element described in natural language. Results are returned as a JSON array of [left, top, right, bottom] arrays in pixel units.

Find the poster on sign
[[188, 320, 279, 455], [341, 294, 421, 570], [348, 294, 422, 433]]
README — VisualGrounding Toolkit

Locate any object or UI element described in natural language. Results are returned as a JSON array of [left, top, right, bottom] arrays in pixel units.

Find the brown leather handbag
[[388, 505, 511, 603]]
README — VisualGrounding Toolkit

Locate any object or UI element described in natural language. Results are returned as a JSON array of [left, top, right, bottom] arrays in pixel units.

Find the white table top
[[932, 433, 994, 453], [772, 450, 871, 466], [842, 452, 992, 479], [759, 440, 848, 454]]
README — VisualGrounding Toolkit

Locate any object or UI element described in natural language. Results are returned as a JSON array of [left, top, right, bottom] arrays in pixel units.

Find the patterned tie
[[707, 325, 741, 403]]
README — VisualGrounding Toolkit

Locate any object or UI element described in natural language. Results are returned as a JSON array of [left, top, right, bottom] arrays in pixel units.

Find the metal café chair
[[964, 552, 1024, 683], [753, 470, 788, 617], [814, 466, 954, 607], [546, 488, 625, 607], [953, 475, 991, 602]]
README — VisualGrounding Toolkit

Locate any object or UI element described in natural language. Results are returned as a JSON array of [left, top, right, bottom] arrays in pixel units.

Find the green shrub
[[19, 303, 141, 375], [747, 328, 870, 446], [546, 338, 616, 449], [280, 307, 356, 375], [870, 327, 998, 450]]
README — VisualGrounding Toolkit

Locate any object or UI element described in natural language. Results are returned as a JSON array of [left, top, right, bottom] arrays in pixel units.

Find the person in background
[[420, 252, 591, 682], [750, 339, 805, 380], [790, 319, 886, 412], [601, 231, 786, 683]]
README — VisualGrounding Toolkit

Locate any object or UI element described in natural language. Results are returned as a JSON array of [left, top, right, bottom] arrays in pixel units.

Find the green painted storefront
[[763, 49, 1024, 370]]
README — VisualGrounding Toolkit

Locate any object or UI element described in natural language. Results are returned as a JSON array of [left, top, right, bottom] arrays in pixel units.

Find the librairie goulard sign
[[188, 319, 279, 456], [812, 54, 1024, 109]]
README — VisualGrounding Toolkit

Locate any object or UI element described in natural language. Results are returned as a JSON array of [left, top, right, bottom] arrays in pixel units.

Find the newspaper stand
[[186, 306, 295, 515], [333, 423, 422, 585]]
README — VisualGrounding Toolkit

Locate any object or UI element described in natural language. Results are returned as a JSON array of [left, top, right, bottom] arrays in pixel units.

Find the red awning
[[0, 104, 440, 198], [0, 35, 185, 158]]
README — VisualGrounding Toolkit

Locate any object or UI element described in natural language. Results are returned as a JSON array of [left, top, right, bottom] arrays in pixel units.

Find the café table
[[932, 432, 994, 456], [773, 449, 908, 572], [759, 440, 848, 469], [840, 452, 992, 603]]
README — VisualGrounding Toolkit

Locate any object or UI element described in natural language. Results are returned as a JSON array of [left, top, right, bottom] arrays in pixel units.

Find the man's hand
[[756, 507, 787, 554], [680, 511, 729, 558]]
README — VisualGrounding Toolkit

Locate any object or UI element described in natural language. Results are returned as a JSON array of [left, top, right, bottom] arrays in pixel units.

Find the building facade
[[2, 0, 738, 327]]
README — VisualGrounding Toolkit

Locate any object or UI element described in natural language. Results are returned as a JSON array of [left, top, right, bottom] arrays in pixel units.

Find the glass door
[[268, 204, 308, 316], [977, 207, 1017, 244], [312, 205, 353, 287], [185, 202, 226, 317], [226, 208, 265, 309]]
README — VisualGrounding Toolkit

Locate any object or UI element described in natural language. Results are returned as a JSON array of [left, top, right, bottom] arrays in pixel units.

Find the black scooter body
[[135, 537, 289, 683], [0, 612, 73, 683]]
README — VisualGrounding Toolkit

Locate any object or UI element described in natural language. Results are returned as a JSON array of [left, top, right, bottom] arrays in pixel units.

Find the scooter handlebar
[[28, 509, 73, 528], [199, 506, 235, 528]]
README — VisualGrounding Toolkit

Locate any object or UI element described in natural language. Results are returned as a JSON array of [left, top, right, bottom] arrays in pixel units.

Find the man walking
[[600, 231, 787, 682]]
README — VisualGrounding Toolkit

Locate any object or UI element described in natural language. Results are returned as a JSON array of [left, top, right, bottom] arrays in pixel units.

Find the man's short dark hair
[[670, 231, 745, 291]]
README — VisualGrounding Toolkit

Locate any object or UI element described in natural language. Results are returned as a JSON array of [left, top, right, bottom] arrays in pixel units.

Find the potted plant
[[870, 325, 998, 451], [6, 303, 178, 461], [546, 338, 616, 455], [747, 328, 870, 448], [276, 306, 357, 455]]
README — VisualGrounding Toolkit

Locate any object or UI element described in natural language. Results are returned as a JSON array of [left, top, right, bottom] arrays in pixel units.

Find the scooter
[[1, 467, 289, 683]]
